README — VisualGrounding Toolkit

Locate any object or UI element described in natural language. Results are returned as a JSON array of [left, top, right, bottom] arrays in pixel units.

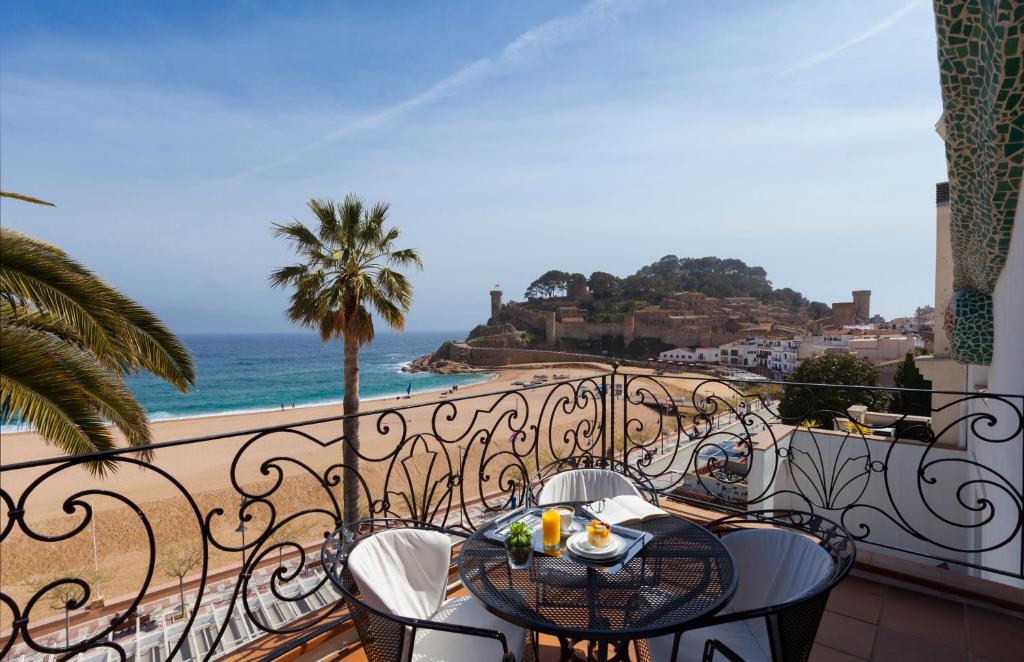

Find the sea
[[4, 332, 489, 431], [129, 331, 490, 421]]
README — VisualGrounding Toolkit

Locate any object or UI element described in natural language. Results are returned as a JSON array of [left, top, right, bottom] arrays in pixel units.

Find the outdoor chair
[[530, 456, 658, 506], [322, 518, 532, 662], [645, 510, 854, 662]]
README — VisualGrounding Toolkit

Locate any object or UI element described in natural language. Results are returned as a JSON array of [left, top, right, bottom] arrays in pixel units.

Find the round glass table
[[458, 510, 737, 661]]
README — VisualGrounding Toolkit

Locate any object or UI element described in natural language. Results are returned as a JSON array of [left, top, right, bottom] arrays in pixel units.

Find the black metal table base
[[557, 636, 641, 662]]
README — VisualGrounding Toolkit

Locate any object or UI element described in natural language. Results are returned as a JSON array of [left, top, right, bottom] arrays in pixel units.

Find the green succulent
[[505, 521, 532, 549]]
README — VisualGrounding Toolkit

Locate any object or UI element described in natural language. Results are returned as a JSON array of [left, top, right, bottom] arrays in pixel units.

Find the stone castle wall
[[502, 303, 548, 334], [555, 320, 627, 340], [443, 342, 622, 367]]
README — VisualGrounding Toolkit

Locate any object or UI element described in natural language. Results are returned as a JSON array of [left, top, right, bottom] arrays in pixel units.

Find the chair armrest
[[404, 615, 512, 658], [702, 638, 745, 662]]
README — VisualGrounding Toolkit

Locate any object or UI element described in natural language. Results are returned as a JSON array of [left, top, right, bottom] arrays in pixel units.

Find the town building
[[657, 347, 720, 363]]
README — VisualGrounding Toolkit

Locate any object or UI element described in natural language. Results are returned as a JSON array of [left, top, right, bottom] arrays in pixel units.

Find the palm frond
[[1, 191, 56, 206], [1, 229, 114, 355], [2, 324, 152, 449], [386, 247, 423, 269], [99, 293, 196, 391], [1, 226, 194, 462]]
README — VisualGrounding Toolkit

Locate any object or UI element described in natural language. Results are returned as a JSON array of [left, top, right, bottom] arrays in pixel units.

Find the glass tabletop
[[458, 511, 737, 642]]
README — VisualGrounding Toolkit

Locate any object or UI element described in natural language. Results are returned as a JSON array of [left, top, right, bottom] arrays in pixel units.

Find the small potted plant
[[505, 521, 533, 569]]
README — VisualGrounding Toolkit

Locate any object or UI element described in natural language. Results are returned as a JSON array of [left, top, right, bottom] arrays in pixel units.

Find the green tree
[[525, 270, 569, 299], [0, 219, 195, 467], [779, 353, 892, 428], [772, 287, 806, 310], [566, 272, 588, 299], [807, 301, 831, 319], [158, 542, 202, 615], [587, 271, 622, 299], [891, 352, 932, 416], [270, 195, 421, 523]]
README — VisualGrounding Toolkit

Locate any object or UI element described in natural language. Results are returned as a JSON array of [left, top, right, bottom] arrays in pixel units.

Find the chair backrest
[[347, 528, 452, 621], [722, 528, 834, 613], [536, 468, 642, 505]]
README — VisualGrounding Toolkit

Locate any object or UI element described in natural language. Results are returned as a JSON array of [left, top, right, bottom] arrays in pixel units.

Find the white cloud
[[780, 0, 923, 75], [214, 0, 642, 184]]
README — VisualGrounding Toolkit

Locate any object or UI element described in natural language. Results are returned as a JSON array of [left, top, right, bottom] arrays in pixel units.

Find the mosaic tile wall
[[934, 0, 1023, 365]]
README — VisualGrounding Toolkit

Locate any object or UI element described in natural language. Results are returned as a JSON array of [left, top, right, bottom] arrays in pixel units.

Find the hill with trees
[[522, 255, 830, 320]]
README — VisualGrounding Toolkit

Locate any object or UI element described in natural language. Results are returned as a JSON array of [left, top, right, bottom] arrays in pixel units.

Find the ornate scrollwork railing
[[1, 369, 1021, 660], [614, 371, 1023, 581]]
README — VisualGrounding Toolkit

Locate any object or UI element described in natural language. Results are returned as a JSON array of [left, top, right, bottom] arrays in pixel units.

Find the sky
[[0, 0, 947, 334]]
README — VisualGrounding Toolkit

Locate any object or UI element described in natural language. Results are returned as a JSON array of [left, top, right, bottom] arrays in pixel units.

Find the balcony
[[2, 370, 1021, 661]]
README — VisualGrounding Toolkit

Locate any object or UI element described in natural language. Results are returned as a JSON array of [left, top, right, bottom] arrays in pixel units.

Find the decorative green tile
[[934, 0, 1023, 365]]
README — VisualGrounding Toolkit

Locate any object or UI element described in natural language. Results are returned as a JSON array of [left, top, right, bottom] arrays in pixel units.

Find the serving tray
[[485, 507, 652, 572]]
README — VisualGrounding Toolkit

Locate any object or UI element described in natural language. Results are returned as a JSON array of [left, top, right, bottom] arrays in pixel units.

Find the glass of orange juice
[[542, 508, 561, 550]]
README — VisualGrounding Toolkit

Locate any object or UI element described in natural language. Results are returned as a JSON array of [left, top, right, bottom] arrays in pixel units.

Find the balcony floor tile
[[964, 605, 1024, 662], [811, 643, 868, 661], [872, 627, 967, 662], [816, 611, 877, 659], [878, 586, 967, 649], [827, 576, 888, 624]]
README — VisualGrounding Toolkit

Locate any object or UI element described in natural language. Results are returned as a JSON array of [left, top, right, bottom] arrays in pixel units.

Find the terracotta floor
[[810, 573, 1024, 662], [334, 572, 1024, 661]]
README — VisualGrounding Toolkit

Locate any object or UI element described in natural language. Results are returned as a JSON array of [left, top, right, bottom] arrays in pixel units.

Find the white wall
[[753, 427, 1024, 574], [975, 179, 1024, 586]]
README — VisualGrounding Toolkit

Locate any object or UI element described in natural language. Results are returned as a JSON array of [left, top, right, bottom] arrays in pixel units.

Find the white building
[[889, 317, 920, 333], [718, 339, 766, 370], [848, 335, 922, 362], [766, 338, 801, 374], [657, 347, 720, 362]]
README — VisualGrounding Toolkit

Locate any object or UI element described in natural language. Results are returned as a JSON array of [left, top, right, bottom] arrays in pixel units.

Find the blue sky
[[1, 0, 946, 333]]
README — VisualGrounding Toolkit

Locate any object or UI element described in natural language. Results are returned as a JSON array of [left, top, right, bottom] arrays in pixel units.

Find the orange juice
[[542, 509, 561, 549]]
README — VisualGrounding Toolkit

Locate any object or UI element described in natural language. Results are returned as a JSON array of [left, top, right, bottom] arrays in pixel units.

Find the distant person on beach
[[280, 404, 284, 411]]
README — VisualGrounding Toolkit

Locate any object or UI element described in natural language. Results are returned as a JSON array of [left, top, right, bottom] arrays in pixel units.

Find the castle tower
[[852, 290, 871, 321], [489, 289, 503, 325], [545, 311, 557, 344]]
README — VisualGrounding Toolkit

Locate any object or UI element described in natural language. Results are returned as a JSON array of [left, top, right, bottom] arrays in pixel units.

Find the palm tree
[[270, 195, 421, 523], [1, 223, 195, 470]]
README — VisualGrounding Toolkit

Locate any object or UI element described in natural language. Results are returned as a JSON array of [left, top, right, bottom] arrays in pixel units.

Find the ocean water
[[118, 331, 487, 421]]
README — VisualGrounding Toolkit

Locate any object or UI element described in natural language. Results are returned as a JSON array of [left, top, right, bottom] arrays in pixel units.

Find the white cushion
[[646, 528, 834, 662], [722, 528, 834, 612], [647, 616, 770, 662], [537, 468, 642, 505], [348, 528, 452, 620], [411, 595, 526, 662]]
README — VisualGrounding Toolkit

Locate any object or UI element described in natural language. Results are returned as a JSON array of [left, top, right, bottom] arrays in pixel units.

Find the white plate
[[566, 531, 623, 559]]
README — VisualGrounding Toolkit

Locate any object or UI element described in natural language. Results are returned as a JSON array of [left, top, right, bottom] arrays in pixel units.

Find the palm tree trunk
[[342, 334, 361, 524]]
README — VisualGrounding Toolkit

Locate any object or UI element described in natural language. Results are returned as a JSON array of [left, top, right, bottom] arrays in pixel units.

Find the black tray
[[485, 507, 652, 572]]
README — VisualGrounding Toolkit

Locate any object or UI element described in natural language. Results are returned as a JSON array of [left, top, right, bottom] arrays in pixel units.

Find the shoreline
[[0, 370, 499, 437]]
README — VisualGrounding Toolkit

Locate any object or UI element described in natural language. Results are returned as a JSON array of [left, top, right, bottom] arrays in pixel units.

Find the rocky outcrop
[[403, 340, 483, 374], [403, 355, 481, 374], [467, 322, 518, 340]]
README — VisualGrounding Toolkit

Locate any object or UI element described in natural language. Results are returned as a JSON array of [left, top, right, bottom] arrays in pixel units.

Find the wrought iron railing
[[1, 368, 1021, 660]]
